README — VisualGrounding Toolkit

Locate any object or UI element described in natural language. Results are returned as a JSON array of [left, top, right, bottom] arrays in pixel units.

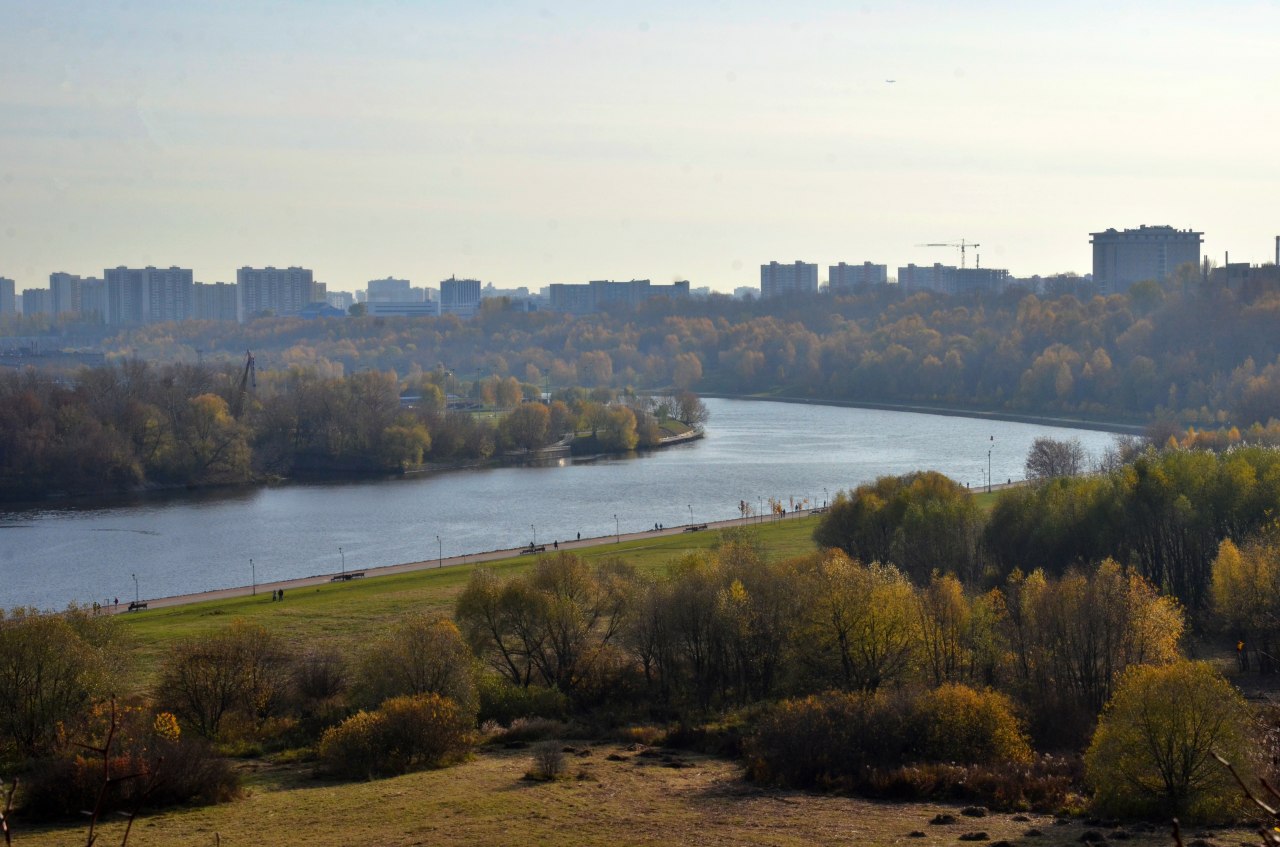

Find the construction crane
[[918, 239, 981, 269], [231, 350, 256, 419]]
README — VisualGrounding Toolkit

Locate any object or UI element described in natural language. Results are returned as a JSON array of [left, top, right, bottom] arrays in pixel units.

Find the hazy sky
[[2, 1, 1277, 293]]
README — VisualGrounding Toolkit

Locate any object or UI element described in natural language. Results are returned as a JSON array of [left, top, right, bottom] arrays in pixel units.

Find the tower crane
[[918, 239, 981, 269], [231, 350, 256, 419]]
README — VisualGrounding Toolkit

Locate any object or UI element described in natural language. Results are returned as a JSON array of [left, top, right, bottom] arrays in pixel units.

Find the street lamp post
[[688, 504, 693, 525], [758, 497, 763, 524], [614, 514, 620, 543], [436, 535, 442, 569], [131, 573, 139, 605], [251, 558, 256, 596], [339, 546, 345, 577], [823, 487, 829, 508], [987, 435, 993, 494], [531, 524, 536, 547]]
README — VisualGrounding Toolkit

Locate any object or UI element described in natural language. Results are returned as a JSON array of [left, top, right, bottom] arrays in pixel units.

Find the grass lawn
[[118, 515, 822, 688]]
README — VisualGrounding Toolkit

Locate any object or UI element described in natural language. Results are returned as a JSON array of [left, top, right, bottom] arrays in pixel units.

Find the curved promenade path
[[113, 477, 1023, 614], [117, 508, 805, 613]]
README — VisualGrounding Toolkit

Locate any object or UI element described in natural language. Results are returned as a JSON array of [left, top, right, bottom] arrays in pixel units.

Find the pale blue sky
[[2, 1, 1277, 292]]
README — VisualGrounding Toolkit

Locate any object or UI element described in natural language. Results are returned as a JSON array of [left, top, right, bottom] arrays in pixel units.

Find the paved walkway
[[116, 507, 820, 613], [116, 478, 1029, 614]]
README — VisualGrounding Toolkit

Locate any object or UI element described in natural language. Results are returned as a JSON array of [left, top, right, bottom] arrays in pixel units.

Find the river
[[0, 398, 1122, 609]]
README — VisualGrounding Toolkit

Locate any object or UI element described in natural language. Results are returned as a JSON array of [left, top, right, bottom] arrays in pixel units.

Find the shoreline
[[112, 506, 821, 613], [0, 428, 704, 513], [698, 392, 1147, 436], [116, 476, 1027, 614]]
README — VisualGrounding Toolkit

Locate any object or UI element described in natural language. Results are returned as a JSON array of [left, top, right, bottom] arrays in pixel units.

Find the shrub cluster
[[17, 703, 238, 820], [317, 693, 476, 779], [746, 686, 1031, 796]]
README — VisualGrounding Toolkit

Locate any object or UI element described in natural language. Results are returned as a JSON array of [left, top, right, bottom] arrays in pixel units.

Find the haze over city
[[2, 0, 1277, 291]]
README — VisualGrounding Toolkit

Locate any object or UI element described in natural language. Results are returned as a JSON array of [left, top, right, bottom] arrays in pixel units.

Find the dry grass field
[[14, 741, 1251, 847]]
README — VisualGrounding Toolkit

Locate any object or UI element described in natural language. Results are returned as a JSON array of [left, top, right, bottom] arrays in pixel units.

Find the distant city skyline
[[2, 1, 1277, 292]]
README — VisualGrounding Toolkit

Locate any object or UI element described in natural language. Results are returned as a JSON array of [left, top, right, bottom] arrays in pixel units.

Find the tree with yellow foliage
[[1086, 660, 1249, 821], [1211, 535, 1280, 672]]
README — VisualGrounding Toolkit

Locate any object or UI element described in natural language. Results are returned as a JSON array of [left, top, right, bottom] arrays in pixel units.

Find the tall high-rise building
[[192, 282, 239, 321], [760, 261, 818, 298], [103, 266, 193, 324], [22, 288, 53, 316], [145, 267, 193, 322], [441, 276, 482, 317], [0, 277, 15, 315], [828, 262, 888, 291], [79, 278, 107, 322], [237, 266, 316, 319], [104, 267, 147, 324], [1090, 225, 1203, 295], [49, 272, 83, 315]]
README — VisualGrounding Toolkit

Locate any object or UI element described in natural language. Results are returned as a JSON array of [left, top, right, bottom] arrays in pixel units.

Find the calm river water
[[0, 399, 1121, 609]]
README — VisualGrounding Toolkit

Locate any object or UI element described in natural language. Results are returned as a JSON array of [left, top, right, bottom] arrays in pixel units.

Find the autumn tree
[[0, 607, 114, 759], [155, 621, 293, 739], [1024, 436, 1086, 480], [355, 615, 478, 716], [1211, 535, 1280, 672], [1086, 661, 1250, 821], [499, 402, 551, 452], [798, 551, 918, 692]]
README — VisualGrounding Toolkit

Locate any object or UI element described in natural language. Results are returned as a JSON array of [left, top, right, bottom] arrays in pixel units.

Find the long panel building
[[829, 261, 888, 291], [104, 266, 194, 324], [760, 261, 818, 298], [548, 279, 689, 315], [237, 266, 321, 319]]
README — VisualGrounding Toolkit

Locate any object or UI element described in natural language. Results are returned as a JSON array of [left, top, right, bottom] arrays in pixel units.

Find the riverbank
[[699, 392, 1147, 436], [112, 504, 813, 614]]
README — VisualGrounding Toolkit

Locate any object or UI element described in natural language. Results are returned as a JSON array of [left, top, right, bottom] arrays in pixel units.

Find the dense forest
[[18, 266, 1277, 426], [0, 362, 706, 501]]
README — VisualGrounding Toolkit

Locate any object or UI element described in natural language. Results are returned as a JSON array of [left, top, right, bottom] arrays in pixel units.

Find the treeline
[[91, 268, 1280, 426], [812, 445, 1280, 616], [0, 542, 1232, 823], [0, 362, 707, 501]]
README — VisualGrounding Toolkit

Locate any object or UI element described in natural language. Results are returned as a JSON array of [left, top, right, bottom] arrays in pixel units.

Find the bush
[[1085, 660, 1250, 821], [317, 693, 476, 780], [527, 741, 566, 780], [748, 686, 1033, 797], [315, 709, 386, 780], [355, 616, 478, 716], [746, 690, 911, 787], [17, 705, 238, 820], [154, 621, 294, 741], [489, 717, 570, 745], [910, 684, 1032, 765], [477, 676, 569, 726], [0, 608, 113, 760]]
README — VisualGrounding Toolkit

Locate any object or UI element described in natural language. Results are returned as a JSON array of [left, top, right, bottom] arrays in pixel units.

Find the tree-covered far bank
[[0, 362, 707, 503], [30, 266, 1280, 429]]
